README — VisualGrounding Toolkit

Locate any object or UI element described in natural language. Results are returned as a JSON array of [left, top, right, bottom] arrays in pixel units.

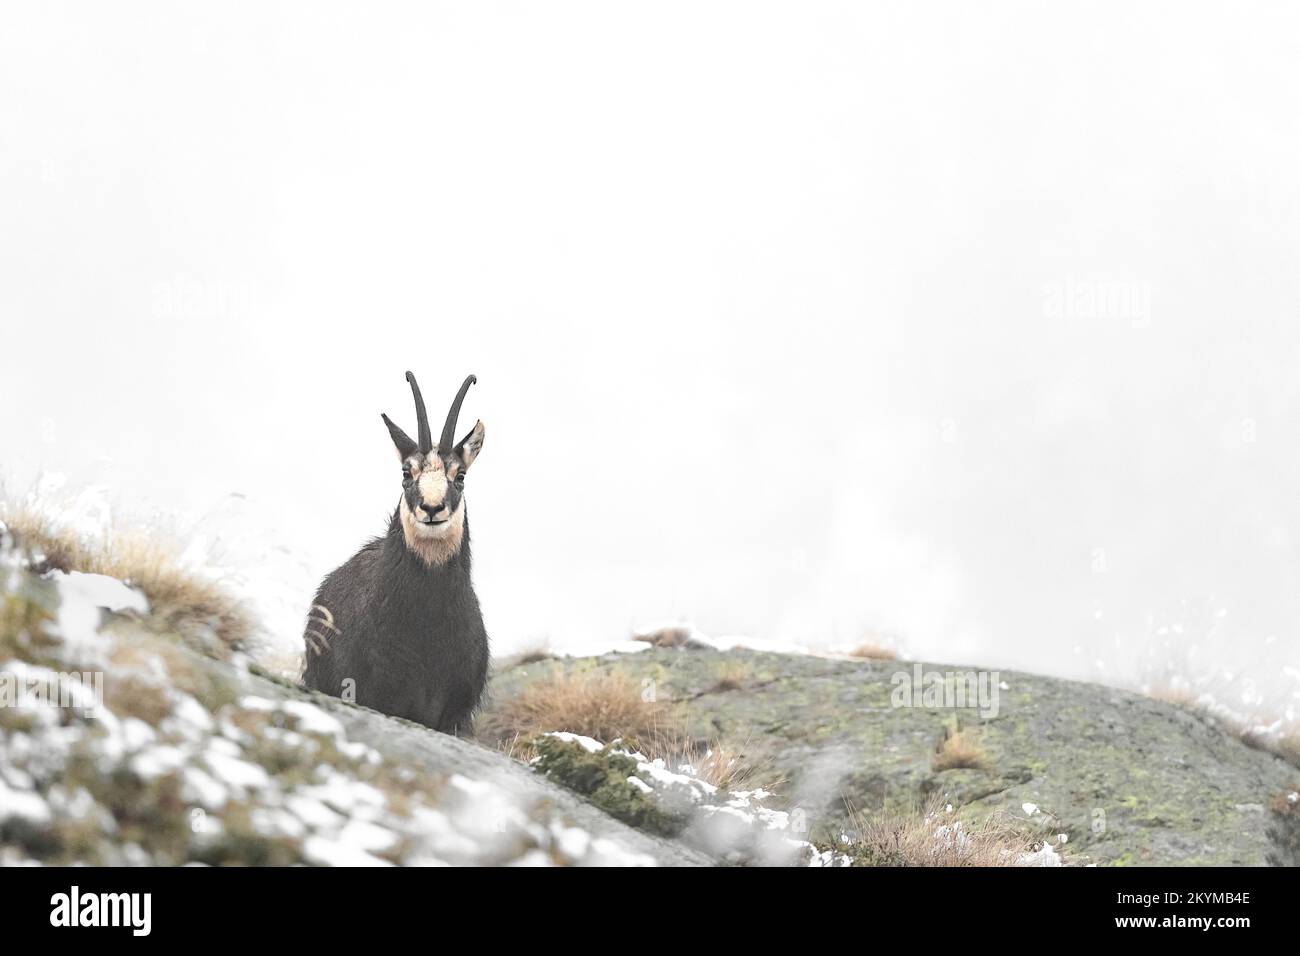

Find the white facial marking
[[417, 460, 448, 506]]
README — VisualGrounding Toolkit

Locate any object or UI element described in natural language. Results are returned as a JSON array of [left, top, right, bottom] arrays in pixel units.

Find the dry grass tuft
[[931, 719, 989, 772], [480, 669, 668, 746], [1239, 725, 1300, 769], [624, 727, 770, 792], [1143, 682, 1201, 708], [507, 640, 556, 666], [633, 625, 697, 649], [483, 668, 768, 791], [847, 641, 899, 661], [710, 659, 751, 693], [1268, 788, 1299, 817], [846, 794, 1036, 867], [680, 742, 752, 790], [1, 504, 252, 654], [516, 648, 555, 665], [103, 672, 175, 726], [494, 732, 539, 765]]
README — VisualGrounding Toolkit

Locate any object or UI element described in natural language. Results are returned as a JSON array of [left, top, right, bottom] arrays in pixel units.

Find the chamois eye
[[454, 473, 465, 487], [402, 470, 412, 482]]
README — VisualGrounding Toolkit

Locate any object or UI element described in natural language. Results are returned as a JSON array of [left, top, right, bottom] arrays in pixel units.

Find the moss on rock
[[532, 736, 685, 837]]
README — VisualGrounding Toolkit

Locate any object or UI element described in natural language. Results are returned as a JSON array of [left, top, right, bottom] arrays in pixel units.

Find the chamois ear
[[381, 413, 419, 461], [454, 420, 485, 471]]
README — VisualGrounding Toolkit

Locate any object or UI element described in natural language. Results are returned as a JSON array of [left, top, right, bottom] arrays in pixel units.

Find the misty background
[[2, 3, 1298, 719]]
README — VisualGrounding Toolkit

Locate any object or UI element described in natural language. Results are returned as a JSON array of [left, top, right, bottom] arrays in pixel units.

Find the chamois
[[302, 371, 488, 734]]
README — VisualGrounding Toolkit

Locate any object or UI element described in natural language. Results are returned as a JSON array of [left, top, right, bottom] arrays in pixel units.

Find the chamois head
[[382, 371, 485, 565]]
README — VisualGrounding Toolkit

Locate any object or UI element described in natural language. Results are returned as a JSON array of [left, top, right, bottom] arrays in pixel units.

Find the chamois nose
[[420, 502, 447, 519]]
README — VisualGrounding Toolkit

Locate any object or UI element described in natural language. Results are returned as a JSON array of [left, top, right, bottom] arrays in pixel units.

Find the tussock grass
[[102, 671, 175, 726], [623, 727, 770, 792], [494, 732, 539, 764], [1238, 725, 1300, 770], [931, 719, 989, 772], [845, 794, 1036, 867], [847, 641, 899, 661], [503, 639, 556, 667], [632, 625, 696, 648], [675, 742, 751, 790], [1268, 788, 1299, 816], [480, 669, 668, 746], [0, 503, 252, 655], [483, 668, 765, 791], [1143, 682, 1200, 709], [709, 659, 751, 693]]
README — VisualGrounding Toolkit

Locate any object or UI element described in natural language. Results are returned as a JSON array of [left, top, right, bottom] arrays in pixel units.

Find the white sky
[[2, 2, 1298, 712]]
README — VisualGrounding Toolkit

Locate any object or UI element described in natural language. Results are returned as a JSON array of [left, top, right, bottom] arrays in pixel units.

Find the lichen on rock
[[484, 646, 1300, 866]]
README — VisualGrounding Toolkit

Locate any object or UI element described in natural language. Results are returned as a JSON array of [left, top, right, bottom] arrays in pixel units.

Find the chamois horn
[[439, 374, 477, 456], [405, 371, 433, 454]]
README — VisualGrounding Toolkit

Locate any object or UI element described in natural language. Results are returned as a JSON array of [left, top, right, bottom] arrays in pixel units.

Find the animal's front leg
[[414, 686, 450, 732], [432, 682, 480, 735]]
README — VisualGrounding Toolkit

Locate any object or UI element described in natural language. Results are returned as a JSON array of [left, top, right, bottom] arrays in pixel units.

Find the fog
[[2, 3, 1298, 718]]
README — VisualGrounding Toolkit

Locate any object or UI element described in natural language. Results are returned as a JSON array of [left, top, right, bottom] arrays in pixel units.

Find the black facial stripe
[[444, 479, 462, 514]]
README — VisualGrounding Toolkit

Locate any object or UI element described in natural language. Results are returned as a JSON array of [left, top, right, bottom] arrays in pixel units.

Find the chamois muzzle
[[439, 374, 477, 456]]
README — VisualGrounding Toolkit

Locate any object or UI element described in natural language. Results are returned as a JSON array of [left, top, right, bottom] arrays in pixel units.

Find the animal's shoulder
[[315, 539, 385, 603]]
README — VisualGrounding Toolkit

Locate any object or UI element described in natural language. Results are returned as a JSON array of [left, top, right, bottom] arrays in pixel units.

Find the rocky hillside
[[485, 646, 1300, 866], [3, 540, 1296, 866], [0, 557, 708, 866]]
